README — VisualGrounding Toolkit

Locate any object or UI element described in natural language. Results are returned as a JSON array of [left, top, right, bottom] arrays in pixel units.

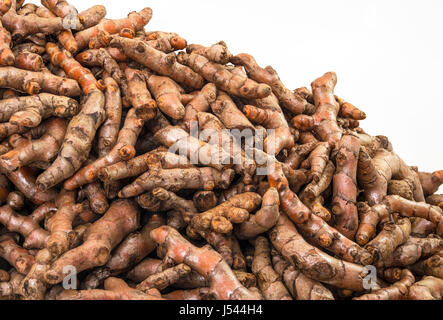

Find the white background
[[29, 0, 443, 193]]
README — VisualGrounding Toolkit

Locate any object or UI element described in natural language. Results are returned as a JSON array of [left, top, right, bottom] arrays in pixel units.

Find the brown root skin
[[151, 226, 263, 300], [353, 269, 414, 300], [154, 125, 233, 171], [269, 215, 375, 292], [44, 199, 139, 285], [108, 35, 204, 89], [365, 217, 411, 268], [358, 148, 425, 206], [331, 134, 361, 240], [45, 190, 84, 257], [2, 9, 66, 41], [384, 237, 443, 267], [144, 31, 187, 50], [58, 277, 164, 300], [64, 106, 146, 190], [356, 202, 391, 245], [14, 51, 43, 71], [119, 167, 234, 199], [284, 141, 318, 170], [74, 7, 152, 50], [0, 233, 35, 274], [426, 194, 443, 210], [408, 276, 443, 300], [181, 83, 217, 131], [0, 118, 67, 172], [7, 167, 57, 206], [78, 5, 106, 29], [210, 89, 256, 128], [383, 195, 443, 236], [46, 43, 102, 95], [230, 53, 314, 115], [235, 188, 280, 240], [97, 77, 122, 157], [83, 214, 165, 289], [301, 160, 334, 201], [191, 192, 262, 234], [271, 249, 334, 300], [336, 97, 366, 120], [268, 161, 372, 265], [0, 270, 24, 297], [125, 67, 156, 120], [41, 0, 82, 30], [1, 93, 79, 129], [302, 142, 331, 183], [0, 67, 80, 96], [187, 41, 232, 65], [193, 191, 217, 213], [144, 71, 184, 120], [388, 179, 414, 200], [311, 72, 342, 147], [37, 89, 105, 191], [0, 18, 14, 66], [80, 182, 109, 215], [136, 263, 192, 292], [177, 52, 270, 99], [252, 236, 292, 300], [6, 191, 24, 210], [137, 188, 197, 224], [419, 170, 443, 196], [410, 252, 443, 279]]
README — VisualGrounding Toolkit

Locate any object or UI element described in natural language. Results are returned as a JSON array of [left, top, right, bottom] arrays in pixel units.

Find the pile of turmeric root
[[0, 0, 441, 301]]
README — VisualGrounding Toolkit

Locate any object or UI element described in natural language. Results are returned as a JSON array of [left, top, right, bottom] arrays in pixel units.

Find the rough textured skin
[[125, 67, 156, 120], [0, 270, 23, 297], [271, 249, 334, 300], [163, 288, 214, 300], [187, 41, 232, 64], [269, 215, 375, 291], [64, 107, 147, 190], [181, 83, 217, 131], [191, 192, 262, 234], [365, 217, 411, 268], [268, 161, 372, 265], [252, 236, 292, 300], [0, 233, 35, 274], [231, 53, 314, 115], [419, 170, 443, 196], [151, 226, 263, 300], [353, 269, 415, 300], [37, 89, 105, 191], [408, 276, 443, 300], [235, 188, 280, 240], [108, 35, 204, 89], [0, 93, 78, 129], [75, 7, 152, 50], [0, 118, 67, 172], [310, 72, 342, 147], [136, 263, 191, 292], [177, 52, 271, 99], [0, 66, 80, 96], [78, 5, 106, 29], [410, 252, 443, 279], [384, 237, 443, 267], [44, 200, 139, 284], [331, 134, 361, 239], [41, 0, 82, 30]]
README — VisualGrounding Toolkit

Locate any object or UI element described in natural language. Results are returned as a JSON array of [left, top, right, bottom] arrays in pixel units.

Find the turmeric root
[[301, 142, 331, 183], [44, 199, 139, 284], [36, 89, 105, 191], [58, 277, 163, 300], [181, 83, 217, 131], [271, 249, 334, 300], [41, 0, 82, 30], [6, 191, 23, 210], [0, 270, 23, 297], [191, 192, 262, 234], [136, 263, 191, 292], [177, 52, 271, 99], [365, 217, 411, 268], [384, 237, 443, 267], [64, 106, 148, 190], [410, 253, 443, 279], [0, 233, 35, 274], [45, 189, 85, 257], [187, 41, 232, 65], [97, 76, 122, 157], [331, 134, 361, 240], [353, 269, 414, 300], [0, 66, 80, 96], [78, 5, 106, 29], [252, 236, 292, 300], [151, 225, 262, 300], [0, 118, 67, 172], [193, 191, 217, 213], [419, 170, 443, 196], [0, 17, 14, 66], [108, 35, 204, 89], [163, 288, 214, 300], [235, 188, 280, 240], [269, 215, 376, 291], [231, 53, 314, 115], [125, 67, 156, 120], [408, 276, 443, 300], [427, 194, 443, 209], [388, 179, 414, 200]]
